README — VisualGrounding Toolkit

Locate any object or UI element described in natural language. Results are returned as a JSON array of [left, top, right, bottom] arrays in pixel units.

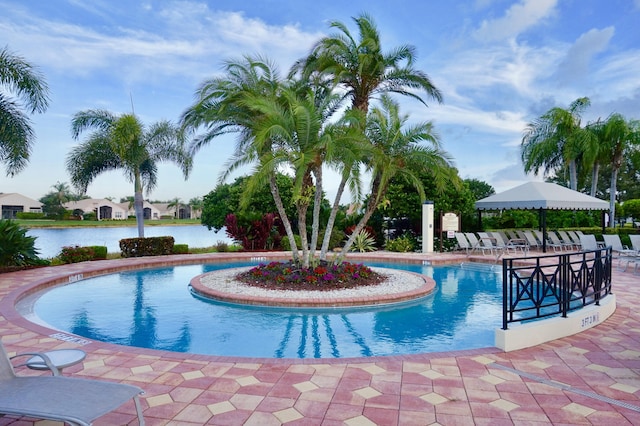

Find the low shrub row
[[58, 245, 107, 263], [120, 236, 175, 257]]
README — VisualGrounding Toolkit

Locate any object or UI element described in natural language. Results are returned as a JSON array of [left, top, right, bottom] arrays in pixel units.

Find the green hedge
[[119, 236, 175, 257], [57, 245, 108, 263], [173, 244, 189, 254], [15, 212, 46, 220]]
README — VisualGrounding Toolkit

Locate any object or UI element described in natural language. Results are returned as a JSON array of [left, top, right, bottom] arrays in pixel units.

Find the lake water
[[27, 225, 231, 258]]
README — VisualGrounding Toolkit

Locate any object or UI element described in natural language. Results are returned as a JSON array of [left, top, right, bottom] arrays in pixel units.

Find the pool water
[[31, 262, 503, 358]]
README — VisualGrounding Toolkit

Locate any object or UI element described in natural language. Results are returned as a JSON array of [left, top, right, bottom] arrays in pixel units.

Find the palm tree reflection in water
[[71, 274, 191, 352]]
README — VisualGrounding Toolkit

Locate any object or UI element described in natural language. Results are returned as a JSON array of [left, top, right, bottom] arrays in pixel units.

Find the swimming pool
[[29, 262, 503, 359]]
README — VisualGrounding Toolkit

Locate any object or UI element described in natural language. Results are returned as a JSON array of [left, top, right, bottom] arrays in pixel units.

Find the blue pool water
[[30, 262, 503, 358]]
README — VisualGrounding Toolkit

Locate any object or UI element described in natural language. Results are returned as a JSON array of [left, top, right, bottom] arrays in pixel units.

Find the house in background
[[153, 203, 193, 219], [64, 199, 128, 220], [0, 193, 43, 219], [118, 201, 162, 220]]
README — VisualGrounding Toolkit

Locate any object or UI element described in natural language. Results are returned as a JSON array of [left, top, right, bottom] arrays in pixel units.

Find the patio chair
[[477, 232, 505, 257], [491, 232, 527, 255], [567, 231, 583, 249], [547, 231, 572, 251], [629, 234, 640, 252], [0, 340, 145, 426], [602, 234, 637, 256], [579, 234, 600, 251], [519, 230, 540, 250], [464, 232, 481, 253], [454, 232, 472, 254], [602, 235, 638, 270], [557, 230, 579, 250]]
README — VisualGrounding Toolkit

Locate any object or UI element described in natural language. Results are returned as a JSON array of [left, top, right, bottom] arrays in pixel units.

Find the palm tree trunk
[[133, 173, 145, 238], [337, 176, 383, 261], [320, 174, 348, 261], [268, 174, 299, 262], [569, 159, 578, 191], [609, 168, 618, 228], [590, 163, 600, 197], [308, 165, 323, 263], [297, 204, 310, 268]]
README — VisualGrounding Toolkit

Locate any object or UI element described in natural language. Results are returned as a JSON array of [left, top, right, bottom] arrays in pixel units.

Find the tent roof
[[475, 182, 609, 211]]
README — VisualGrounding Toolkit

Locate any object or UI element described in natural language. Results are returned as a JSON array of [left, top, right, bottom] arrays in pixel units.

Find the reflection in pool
[[31, 262, 502, 358]]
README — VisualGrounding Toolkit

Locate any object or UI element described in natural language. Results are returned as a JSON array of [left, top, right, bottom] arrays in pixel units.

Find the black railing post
[[594, 249, 602, 305], [561, 253, 569, 318], [502, 257, 508, 330]]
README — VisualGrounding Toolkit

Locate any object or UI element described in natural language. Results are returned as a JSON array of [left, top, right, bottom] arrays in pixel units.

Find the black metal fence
[[502, 247, 612, 330]]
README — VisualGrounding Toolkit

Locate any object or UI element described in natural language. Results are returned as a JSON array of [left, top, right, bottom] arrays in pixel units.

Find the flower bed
[[236, 261, 386, 291]]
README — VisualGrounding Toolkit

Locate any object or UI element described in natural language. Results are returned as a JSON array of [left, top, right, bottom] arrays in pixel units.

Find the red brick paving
[[0, 251, 639, 425]]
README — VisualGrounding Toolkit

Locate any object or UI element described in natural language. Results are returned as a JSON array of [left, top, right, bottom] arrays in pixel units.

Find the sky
[[2, 0, 639, 205]]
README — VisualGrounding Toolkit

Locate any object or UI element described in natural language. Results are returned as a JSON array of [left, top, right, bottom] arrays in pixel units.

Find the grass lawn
[[15, 218, 202, 228]]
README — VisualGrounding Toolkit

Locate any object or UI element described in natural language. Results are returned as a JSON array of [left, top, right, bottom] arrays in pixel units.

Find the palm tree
[[188, 197, 203, 219], [181, 56, 302, 261], [521, 97, 592, 190], [340, 94, 454, 257], [241, 81, 368, 266], [67, 110, 192, 237], [597, 114, 640, 225], [167, 197, 183, 219], [0, 46, 49, 176], [291, 13, 443, 113]]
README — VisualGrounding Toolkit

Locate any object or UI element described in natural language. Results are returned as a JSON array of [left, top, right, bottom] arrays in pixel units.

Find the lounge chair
[[454, 232, 472, 253], [567, 231, 583, 249], [464, 232, 481, 253], [579, 234, 600, 251], [491, 231, 527, 255], [0, 340, 145, 426], [629, 234, 640, 252], [547, 231, 572, 251], [602, 234, 638, 270], [519, 230, 540, 250], [557, 230, 579, 250], [477, 232, 505, 257], [602, 234, 636, 255]]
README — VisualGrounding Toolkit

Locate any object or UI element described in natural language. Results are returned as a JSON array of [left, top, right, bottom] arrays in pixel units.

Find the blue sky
[[2, 0, 639, 204]]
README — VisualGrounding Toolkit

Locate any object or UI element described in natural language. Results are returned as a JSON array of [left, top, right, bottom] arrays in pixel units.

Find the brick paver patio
[[1, 252, 639, 425]]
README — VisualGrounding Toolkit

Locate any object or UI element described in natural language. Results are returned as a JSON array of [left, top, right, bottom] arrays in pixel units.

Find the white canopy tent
[[475, 182, 609, 252]]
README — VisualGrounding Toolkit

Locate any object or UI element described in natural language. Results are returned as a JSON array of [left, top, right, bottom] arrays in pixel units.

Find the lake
[[27, 225, 231, 258]]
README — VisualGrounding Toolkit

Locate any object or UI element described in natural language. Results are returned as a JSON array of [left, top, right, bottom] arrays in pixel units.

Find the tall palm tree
[[597, 114, 640, 225], [189, 197, 203, 219], [181, 56, 302, 261], [0, 46, 49, 176], [340, 94, 454, 257], [521, 97, 592, 190], [67, 110, 192, 237], [167, 197, 183, 218], [291, 13, 443, 113]]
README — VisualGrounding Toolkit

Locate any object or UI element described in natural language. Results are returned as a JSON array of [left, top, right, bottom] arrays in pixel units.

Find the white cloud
[[0, 3, 322, 84], [555, 27, 615, 84], [474, 0, 558, 42]]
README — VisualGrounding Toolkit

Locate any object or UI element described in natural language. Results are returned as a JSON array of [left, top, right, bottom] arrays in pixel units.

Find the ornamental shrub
[[120, 236, 175, 257], [58, 246, 96, 264], [0, 219, 47, 267], [384, 234, 416, 252]]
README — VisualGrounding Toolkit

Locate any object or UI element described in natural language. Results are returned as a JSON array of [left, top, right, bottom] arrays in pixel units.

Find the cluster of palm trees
[[179, 14, 456, 266], [521, 97, 640, 223]]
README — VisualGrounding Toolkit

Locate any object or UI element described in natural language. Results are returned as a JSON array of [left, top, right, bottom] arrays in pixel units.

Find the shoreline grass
[[15, 218, 202, 229]]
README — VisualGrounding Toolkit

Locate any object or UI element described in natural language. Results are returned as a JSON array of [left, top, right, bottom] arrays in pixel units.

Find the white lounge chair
[[0, 339, 145, 426], [519, 230, 540, 250], [602, 234, 638, 270], [454, 232, 472, 253], [557, 230, 579, 250], [547, 231, 572, 251], [477, 232, 505, 257], [579, 234, 600, 251]]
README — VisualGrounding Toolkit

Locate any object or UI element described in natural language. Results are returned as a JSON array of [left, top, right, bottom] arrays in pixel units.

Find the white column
[[422, 201, 434, 253]]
